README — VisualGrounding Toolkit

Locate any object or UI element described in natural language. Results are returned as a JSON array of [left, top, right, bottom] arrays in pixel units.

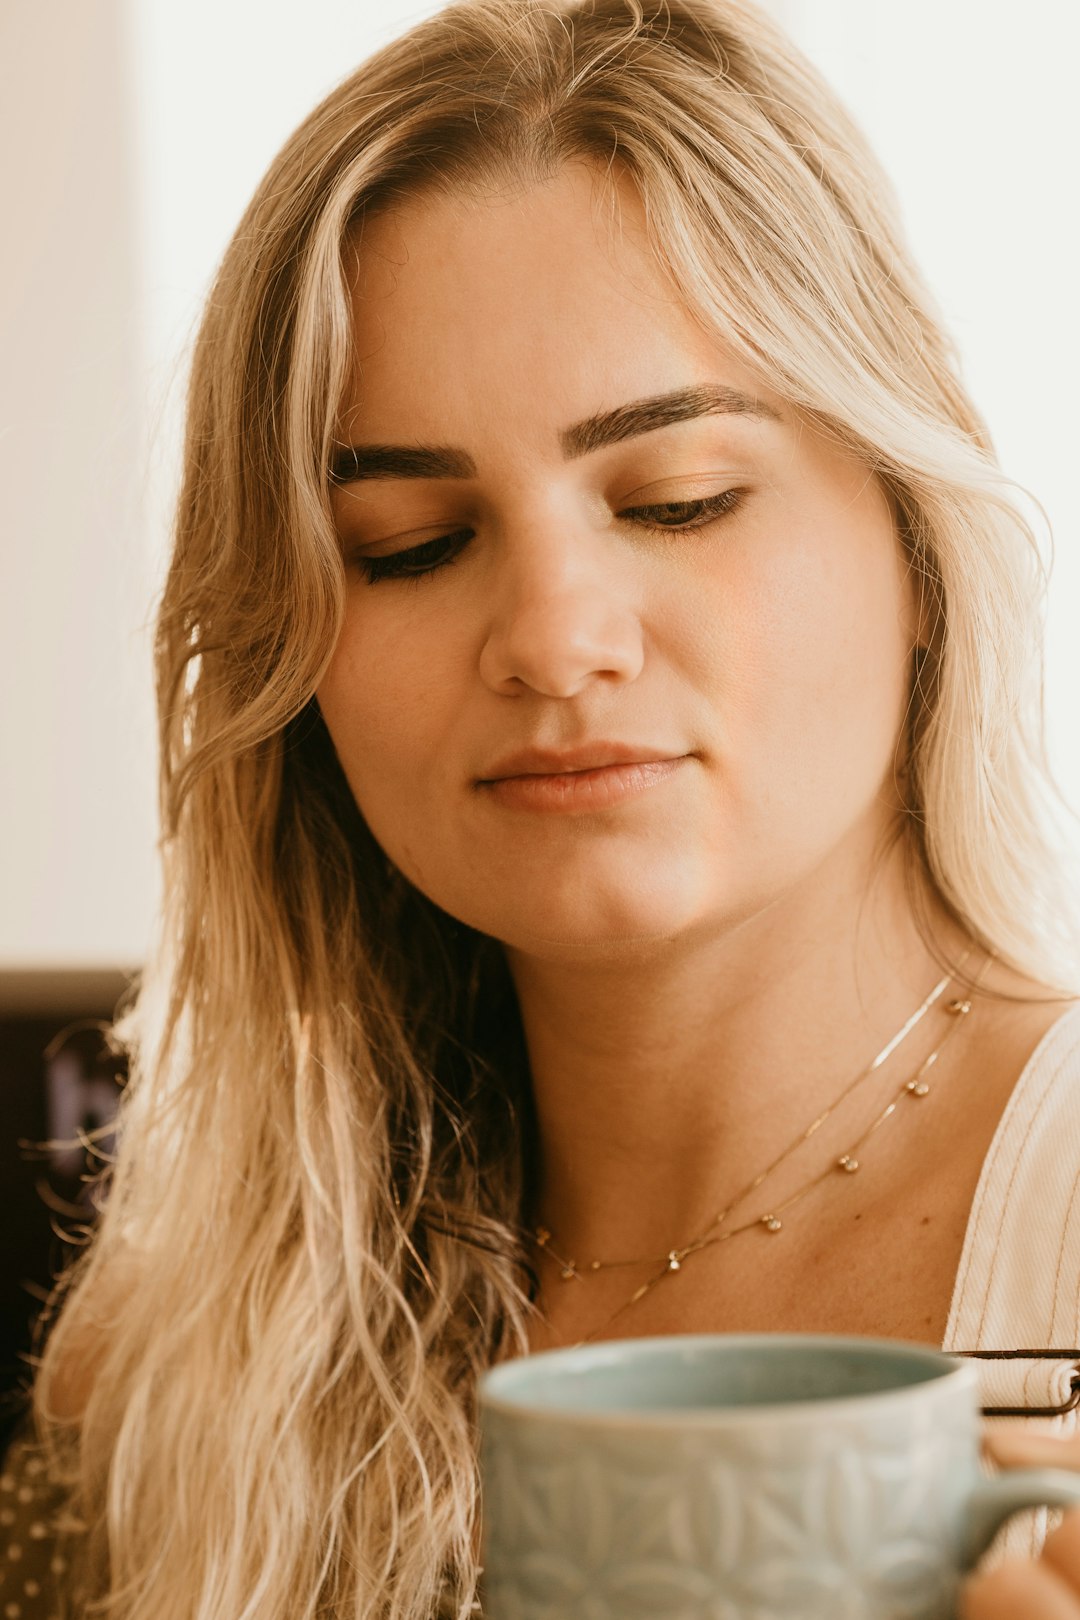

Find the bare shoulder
[[976, 960, 1079, 1046], [963, 960, 1080, 1111]]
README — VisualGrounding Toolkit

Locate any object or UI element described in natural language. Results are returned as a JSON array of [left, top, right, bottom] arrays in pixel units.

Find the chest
[[528, 1171, 979, 1354], [692, 1182, 975, 1344], [527, 996, 1075, 1356]]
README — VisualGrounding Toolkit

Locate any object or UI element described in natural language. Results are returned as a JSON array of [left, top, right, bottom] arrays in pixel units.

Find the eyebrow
[[329, 384, 781, 484]]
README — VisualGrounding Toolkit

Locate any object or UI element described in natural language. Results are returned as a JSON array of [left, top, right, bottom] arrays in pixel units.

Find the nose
[[477, 517, 645, 698]]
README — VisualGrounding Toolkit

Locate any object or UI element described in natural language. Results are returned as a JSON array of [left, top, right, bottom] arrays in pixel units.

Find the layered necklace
[[529, 950, 994, 1346]]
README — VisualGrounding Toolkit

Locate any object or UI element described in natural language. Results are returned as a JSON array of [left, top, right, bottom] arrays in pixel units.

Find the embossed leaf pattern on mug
[[482, 1399, 969, 1620]]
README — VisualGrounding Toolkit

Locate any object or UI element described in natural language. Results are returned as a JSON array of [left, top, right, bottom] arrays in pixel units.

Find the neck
[[506, 835, 978, 1263]]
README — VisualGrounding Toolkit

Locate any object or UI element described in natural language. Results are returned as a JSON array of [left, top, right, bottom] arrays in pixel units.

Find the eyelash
[[352, 489, 744, 585]]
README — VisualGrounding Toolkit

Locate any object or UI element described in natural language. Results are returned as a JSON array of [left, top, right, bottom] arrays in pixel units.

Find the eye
[[619, 488, 743, 531], [349, 489, 744, 585], [351, 529, 473, 585]]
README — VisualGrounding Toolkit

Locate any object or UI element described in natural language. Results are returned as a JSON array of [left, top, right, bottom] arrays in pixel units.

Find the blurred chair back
[[0, 970, 130, 1449]]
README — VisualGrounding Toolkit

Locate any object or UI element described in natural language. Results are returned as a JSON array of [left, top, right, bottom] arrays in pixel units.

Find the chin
[[502, 921, 694, 966], [475, 865, 717, 961]]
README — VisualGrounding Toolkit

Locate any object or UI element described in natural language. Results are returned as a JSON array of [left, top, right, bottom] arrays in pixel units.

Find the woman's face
[[318, 162, 920, 959]]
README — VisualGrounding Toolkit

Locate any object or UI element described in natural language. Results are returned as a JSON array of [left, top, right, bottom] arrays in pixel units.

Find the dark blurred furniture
[[0, 969, 131, 1449]]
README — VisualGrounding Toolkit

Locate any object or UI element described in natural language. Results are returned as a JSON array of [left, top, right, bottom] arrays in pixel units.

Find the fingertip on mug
[[959, 1558, 1080, 1619], [984, 1430, 1080, 1471], [1043, 1507, 1080, 1591]]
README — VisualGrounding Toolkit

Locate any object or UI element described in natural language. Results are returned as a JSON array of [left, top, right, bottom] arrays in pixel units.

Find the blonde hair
[[32, 0, 1080, 1615]]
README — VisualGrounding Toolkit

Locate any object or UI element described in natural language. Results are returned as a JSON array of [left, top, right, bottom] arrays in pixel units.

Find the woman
[[5, 0, 1080, 1615]]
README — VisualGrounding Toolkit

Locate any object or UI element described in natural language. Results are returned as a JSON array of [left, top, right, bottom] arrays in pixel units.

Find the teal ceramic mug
[[479, 1333, 1080, 1619]]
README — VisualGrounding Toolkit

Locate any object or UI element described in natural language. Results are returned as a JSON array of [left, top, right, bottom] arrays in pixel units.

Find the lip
[[476, 744, 691, 815], [478, 742, 687, 780]]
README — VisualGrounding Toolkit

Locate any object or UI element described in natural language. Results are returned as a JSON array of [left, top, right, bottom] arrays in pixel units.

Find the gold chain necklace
[[531, 951, 992, 1346]]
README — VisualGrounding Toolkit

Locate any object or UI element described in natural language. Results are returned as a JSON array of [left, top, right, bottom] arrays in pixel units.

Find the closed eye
[[350, 488, 744, 584], [621, 488, 742, 532]]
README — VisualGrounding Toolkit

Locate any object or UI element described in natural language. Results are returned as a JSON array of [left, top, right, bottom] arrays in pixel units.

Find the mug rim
[[479, 1331, 975, 1430]]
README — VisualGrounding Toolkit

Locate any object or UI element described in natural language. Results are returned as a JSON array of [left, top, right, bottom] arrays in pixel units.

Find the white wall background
[[2, 0, 1077, 969]]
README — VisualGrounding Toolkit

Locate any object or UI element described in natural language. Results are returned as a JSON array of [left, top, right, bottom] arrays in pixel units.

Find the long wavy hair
[[31, 0, 1080, 1614]]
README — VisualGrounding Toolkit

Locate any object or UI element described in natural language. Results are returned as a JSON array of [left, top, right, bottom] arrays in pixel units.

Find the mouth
[[475, 747, 692, 815], [477, 743, 688, 782]]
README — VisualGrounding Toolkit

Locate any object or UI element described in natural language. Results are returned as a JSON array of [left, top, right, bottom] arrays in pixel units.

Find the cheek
[[786, 569, 911, 801], [316, 611, 452, 821], [694, 512, 913, 801]]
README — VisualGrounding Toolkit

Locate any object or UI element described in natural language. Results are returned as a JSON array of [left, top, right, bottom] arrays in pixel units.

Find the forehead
[[336, 164, 778, 445], [346, 159, 651, 312]]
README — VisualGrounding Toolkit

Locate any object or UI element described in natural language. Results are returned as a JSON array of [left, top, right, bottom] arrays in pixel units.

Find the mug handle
[[964, 1468, 1080, 1567]]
